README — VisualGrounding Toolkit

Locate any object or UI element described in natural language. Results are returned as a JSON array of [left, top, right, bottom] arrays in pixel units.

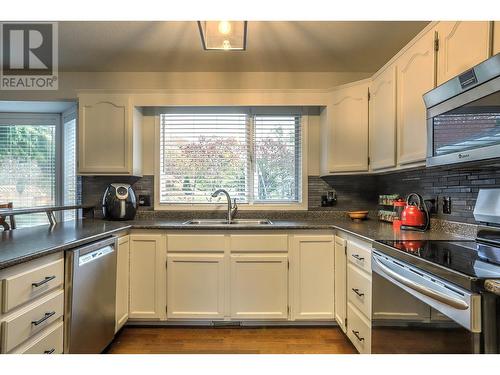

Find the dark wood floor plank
[[106, 326, 357, 354]]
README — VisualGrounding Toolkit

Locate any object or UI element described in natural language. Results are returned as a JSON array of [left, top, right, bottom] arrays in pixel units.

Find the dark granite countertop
[[0, 220, 130, 269], [0, 217, 470, 270], [129, 218, 468, 242]]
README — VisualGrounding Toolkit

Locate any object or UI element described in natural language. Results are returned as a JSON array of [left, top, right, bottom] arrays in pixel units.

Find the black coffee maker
[[102, 184, 137, 220]]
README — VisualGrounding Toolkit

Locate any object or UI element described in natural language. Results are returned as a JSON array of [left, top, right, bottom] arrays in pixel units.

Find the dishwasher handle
[[373, 254, 469, 310]]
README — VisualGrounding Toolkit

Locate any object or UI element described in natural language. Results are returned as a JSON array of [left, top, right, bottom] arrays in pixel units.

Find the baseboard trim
[[126, 320, 339, 327]]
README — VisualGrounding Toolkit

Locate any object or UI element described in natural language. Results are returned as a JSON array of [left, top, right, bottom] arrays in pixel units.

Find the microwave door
[[426, 75, 500, 167]]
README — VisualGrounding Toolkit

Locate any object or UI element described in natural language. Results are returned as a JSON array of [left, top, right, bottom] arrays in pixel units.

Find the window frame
[[154, 108, 308, 211], [0, 109, 78, 224]]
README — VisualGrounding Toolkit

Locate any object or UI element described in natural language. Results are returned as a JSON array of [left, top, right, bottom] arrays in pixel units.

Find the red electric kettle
[[401, 193, 430, 231]]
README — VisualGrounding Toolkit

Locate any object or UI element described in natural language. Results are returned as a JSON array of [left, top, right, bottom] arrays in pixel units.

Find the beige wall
[[0, 70, 367, 176], [0, 71, 370, 101]]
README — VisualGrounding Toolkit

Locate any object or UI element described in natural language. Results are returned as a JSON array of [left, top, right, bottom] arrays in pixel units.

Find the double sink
[[183, 190, 273, 226], [183, 219, 273, 225]]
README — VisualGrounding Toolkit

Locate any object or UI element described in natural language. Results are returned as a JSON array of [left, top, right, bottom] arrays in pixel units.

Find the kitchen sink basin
[[183, 219, 273, 225]]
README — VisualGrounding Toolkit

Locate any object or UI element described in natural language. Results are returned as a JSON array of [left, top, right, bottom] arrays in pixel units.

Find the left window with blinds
[[0, 111, 79, 228]]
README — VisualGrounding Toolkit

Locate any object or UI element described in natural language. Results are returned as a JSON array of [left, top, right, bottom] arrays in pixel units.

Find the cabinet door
[[494, 21, 500, 55], [397, 30, 435, 165], [115, 236, 129, 332], [334, 236, 347, 332], [329, 81, 369, 173], [436, 21, 492, 85], [167, 254, 225, 319], [78, 94, 131, 174], [230, 254, 288, 320], [369, 66, 397, 171], [291, 235, 335, 320], [129, 234, 166, 319]]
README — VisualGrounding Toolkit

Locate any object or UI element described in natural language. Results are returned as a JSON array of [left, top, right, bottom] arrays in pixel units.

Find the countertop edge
[[1, 218, 468, 270], [0, 225, 131, 270]]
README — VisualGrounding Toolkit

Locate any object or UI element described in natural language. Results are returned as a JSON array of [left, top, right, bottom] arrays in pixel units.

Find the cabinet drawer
[[11, 321, 63, 354], [167, 234, 225, 252], [1, 290, 64, 353], [347, 302, 371, 354], [230, 234, 288, 252], [2, 258, 64, 313], [347, 263, 372, 319], [347, 241, 371, 273]]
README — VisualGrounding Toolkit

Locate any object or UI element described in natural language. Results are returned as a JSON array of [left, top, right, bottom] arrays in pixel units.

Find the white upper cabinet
[[327, 80, 370, 173], [436, 21, 492, 85], [369, 65, 397, 171], [396, 29, 435, 165], [494, 21, 500, 55], [78, 93, 142, 176]]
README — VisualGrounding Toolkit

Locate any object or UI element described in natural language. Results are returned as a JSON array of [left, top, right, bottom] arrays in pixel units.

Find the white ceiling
[[58, 21, 429, 72]]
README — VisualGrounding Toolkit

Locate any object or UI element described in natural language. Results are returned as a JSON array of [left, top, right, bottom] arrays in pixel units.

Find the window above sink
[[155, 107, 308, 211]]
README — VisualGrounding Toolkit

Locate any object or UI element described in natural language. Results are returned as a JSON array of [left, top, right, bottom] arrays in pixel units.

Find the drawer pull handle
[[44, 348, 56, 354], [352, 254, 365, 261], [352, 330, 365, 342], [32, 275, 56, 288], [32, 311, 56, 326], [352, 288, 365, 297]]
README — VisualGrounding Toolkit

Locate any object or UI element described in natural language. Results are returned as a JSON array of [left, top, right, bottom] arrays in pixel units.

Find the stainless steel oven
[[371, 249, 484, 354], [424, 53, 500, 167]]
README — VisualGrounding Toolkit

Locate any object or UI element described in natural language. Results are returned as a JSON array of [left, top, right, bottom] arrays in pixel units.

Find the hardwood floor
[[106, 326, 357, 354]]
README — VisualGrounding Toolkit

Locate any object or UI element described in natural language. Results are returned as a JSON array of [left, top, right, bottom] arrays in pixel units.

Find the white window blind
[[0, 115, 57, 227], [254, 115, 301, 203], [63, 116, 77, 220], [160, 113, 250, 204], [0, 111, 79, 229], [159, 110, 302, 205]]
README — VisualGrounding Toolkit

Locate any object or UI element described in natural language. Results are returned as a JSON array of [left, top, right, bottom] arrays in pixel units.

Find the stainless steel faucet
[[211, 189, 238, 223]]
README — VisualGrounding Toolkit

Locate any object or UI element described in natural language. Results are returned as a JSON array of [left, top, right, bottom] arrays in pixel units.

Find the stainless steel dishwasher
[[64, 236, 117, 353]]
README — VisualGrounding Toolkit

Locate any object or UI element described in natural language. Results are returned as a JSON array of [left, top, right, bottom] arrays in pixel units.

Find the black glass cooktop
[[374, 239, 500, 290]]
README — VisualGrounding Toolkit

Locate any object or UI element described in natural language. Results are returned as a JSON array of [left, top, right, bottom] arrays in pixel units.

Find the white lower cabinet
[[167, 253, 226, 319], [338, 232, 373, 354], [129, 234, 166, 320], [347, 302, 371, 354], [334, 236, 347, 332], [11, 321, 63, 354], [0, 253, 65, 354], [347, 263, 372, 319], [291, 235, 335, 320], [230, 254, 288, 320], [115, 235, 130, 332]]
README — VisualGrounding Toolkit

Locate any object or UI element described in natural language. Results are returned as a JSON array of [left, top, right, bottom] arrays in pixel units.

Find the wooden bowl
[[348, 211, 369, 221]]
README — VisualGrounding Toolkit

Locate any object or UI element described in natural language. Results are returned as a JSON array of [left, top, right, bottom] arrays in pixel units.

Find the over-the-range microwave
[[424, 53, 500, 167]]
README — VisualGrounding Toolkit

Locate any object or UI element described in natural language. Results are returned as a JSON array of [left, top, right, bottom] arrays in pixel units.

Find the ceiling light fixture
[[197, 21, 247, 51]]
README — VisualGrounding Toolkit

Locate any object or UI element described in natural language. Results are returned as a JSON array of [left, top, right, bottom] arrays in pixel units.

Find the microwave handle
[[373, 255, 469, 310]]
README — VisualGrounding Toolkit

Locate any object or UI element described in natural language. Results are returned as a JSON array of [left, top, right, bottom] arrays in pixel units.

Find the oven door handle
[[373, 256, 469, 310]]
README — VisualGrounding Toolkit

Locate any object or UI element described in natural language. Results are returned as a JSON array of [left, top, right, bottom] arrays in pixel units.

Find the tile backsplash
[[82, 175, 336, 215], [375, 164, 500, 224], [81, 161, 500, 224], [324, 162, 500, 224]]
